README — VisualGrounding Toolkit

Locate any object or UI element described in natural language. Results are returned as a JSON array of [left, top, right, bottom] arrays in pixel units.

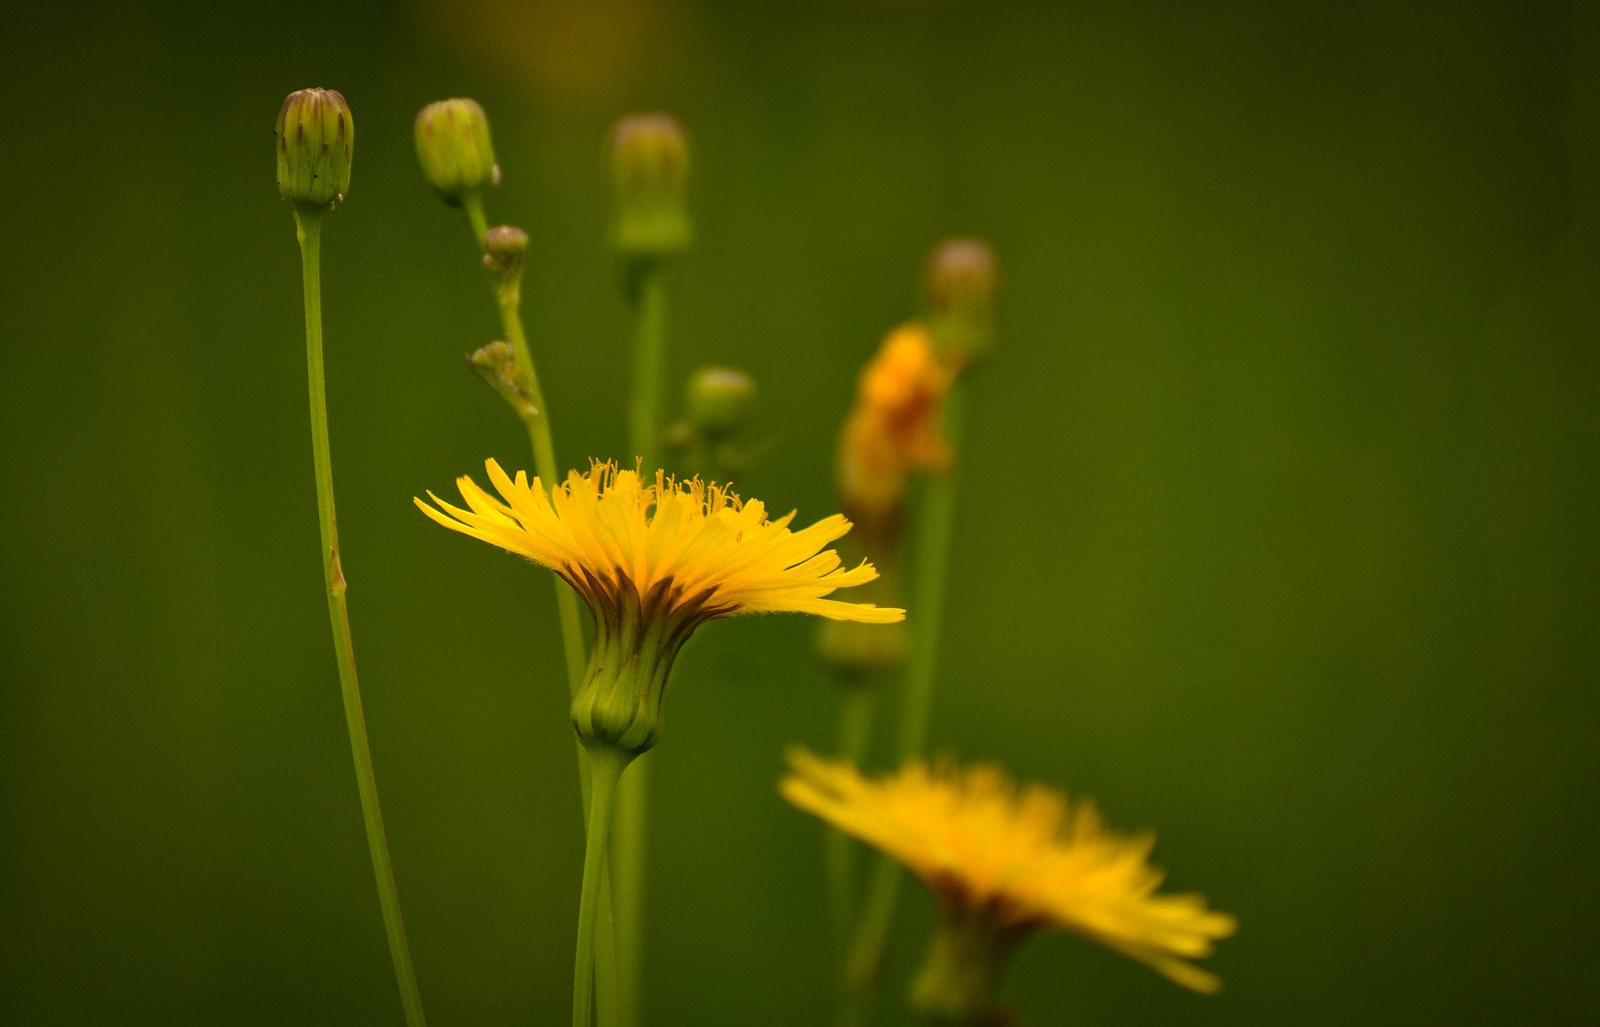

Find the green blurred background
[[2, 0, 1596, 1023]]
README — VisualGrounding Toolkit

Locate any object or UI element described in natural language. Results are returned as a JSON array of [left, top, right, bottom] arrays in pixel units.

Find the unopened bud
[[925, 238, 998, 368], [276, 88, 353, 210], [467, 340, 536, 419], [415, 99, 501, 205], [685, 366, 755, 439], [481, 225, 528, 279], [608, 113, 692, 262]]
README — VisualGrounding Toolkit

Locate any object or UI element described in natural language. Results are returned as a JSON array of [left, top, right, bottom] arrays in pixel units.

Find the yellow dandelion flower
[[417, 460, 902, 752], [782, 750, 1236, 1013]]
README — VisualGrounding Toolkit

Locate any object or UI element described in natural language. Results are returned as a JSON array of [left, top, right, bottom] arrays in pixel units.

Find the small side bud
[[415, 98, 501, 206], [607, 113, 692, 263], [481, 225, 529, 278], [467, 340, 537, 420], [276, 88, 353, 211], [685, 366, 755, 440], [925, 238, 998, 369]]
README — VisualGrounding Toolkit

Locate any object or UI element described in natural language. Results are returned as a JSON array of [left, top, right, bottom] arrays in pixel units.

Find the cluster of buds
[[414, 98, 501, 206], [276, 88, 354, 211], [607, 113, 692, 265]]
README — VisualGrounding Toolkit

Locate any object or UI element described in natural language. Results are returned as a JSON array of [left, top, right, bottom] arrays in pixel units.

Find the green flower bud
[[467, 340, 536, 420], [480, 225, 528, 289], [685, 366, 755, 440], [925, 238, 998, 369], [607, 113, 692, 263], [414, 99, 501, 205], [276, 88, 353, 211]]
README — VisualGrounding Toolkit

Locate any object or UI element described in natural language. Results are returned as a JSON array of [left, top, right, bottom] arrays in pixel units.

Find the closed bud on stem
[[608, 113, 692, 264], [925, 238, 998, 369], [276, 88, 353, 211], [467, 340, 537, 420], [414, 98, 501, 205], [685, 366, 756, 440], [480, 225, 528, 298]]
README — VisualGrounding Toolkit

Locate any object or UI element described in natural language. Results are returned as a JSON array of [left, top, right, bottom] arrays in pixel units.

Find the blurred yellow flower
[[837, 322, 952, 540], [782, 750, 1236, 995], [418, 459, 904, 627]]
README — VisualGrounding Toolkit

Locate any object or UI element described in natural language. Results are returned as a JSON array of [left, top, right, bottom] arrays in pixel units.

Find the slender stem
[[463, 193, 489, 245], [895, 382, 964, 760], [845, 381, 967, 1007], [294, 209, 428, 1027], [628, 266, 668, 471], [463, 193, 589, 699], [825, 683, 876, 949], [612, 260, 668, 1027], [575, 746, 630, 1027], [458, 193, 617, 1021]]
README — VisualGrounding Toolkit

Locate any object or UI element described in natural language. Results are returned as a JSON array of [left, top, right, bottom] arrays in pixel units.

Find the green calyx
[[415, 98, 500, 206], [276, 88, 353, 211], [570, 576, 713, 756], [607, 112, 693, 264], [908, 906, 1027, 1027]]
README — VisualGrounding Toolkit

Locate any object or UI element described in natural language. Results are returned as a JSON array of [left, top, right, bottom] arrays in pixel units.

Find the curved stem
[[845, 381, 967, 1008], [295, 209, 428, 1027], [575, 746, 630, 1027]]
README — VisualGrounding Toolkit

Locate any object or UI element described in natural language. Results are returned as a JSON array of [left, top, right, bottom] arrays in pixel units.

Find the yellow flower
[[418, 461, 902, 752], [782, 751, 1236, 1000], [837, 322, 951, 525]]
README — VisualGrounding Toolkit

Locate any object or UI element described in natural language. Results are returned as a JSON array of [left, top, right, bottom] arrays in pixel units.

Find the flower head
[[414, 98, 500, 205], [782, 751, 1236, 996], [276, 88, 353, 211], [419, 462, 902, 753], [837, 323, 952, 543]]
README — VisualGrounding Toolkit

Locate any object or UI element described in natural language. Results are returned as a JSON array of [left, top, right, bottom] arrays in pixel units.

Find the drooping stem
[[295, 209, 428, 1027], [846, 381, 967, 1005], [575, 746, 631, 1027], [612, 260, 669, 1027], [825, 682, 876, 950]]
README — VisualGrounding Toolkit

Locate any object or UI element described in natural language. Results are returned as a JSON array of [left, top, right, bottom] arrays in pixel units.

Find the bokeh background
[[3, 0, 1597, 1023]]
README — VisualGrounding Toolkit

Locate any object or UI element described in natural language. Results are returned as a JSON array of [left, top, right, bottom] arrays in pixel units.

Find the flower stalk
[[608, 109, 691, 1027], [293, 206, 427, 1027]]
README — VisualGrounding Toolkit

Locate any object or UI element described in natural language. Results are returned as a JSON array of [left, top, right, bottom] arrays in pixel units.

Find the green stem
[[462, 193, 588, 699], [294, 209, 428, 1027], [612, 260, 668, 1027], [463, 193, 489, 246], [845, 381, 967, 1009], [825, 683, 876, 950], [459, 193, 617, 1022], [575, 746, 631, 1027], [627, 265, 668, 471]]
